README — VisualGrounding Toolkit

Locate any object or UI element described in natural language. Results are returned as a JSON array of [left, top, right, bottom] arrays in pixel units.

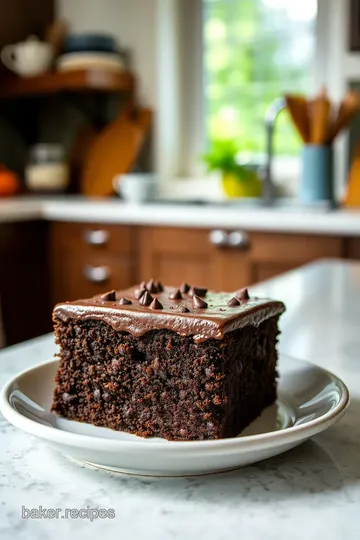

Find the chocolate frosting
[[54, 284, 285, 344]]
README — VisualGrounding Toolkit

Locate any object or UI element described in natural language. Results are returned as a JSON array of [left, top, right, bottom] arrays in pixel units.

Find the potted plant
[[202, 139, 262, 198]]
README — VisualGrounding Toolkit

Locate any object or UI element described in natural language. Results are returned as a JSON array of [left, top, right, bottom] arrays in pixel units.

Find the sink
[[152, 197, 335, 212]]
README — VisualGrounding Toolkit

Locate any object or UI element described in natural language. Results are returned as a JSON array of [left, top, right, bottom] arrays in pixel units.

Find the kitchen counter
[[1, 260, 359, 540], [1, 196, 360, 235]]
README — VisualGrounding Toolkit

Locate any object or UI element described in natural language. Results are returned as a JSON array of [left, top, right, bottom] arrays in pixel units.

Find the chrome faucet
[[263, 97, 286, 205]]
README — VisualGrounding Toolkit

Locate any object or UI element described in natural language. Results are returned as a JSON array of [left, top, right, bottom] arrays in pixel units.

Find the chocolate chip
[[154, 280, 164, 292], [189, 286, 207, 297], [119, 297, 132, 305], [150, 298, 163, 310], [179, 306, 190, 313], [193, 295, 208, 309], [153, 357, 160, 370], [169, 289, 182, 300], [146, 278, 158, 293], [180, 282, 190, 294], [93, 389, 101, 401], [139, 291, 153, 306], [111, 358, 121, 370], [118, 344, 134, 356], [140, 281, 147, 289], [236, 287, 250, 301], [100, 290, 116, 301], [134, 288, 146, 299], [228, 297, 240, 307]]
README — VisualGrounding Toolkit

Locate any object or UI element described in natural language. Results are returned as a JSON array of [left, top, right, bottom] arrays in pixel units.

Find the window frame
[[156, 0, 348, 198]]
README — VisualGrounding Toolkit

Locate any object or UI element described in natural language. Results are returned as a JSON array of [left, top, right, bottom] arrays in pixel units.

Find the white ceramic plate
[[57, 52, 125, 72], [0, 355, 349, 477]]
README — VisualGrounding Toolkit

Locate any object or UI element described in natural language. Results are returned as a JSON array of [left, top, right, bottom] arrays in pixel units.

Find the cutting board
[[81, 107, 152, 197]]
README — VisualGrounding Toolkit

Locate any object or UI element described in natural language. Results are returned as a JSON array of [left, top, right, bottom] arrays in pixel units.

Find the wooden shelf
[[0, 69, 135, 99]]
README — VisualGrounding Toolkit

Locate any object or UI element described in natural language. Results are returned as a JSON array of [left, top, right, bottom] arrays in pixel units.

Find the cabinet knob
[[209, 229, 228, 246], [227, 230, 249, 249], [83, 265, 110, 283], [84, 229, 110, 246]]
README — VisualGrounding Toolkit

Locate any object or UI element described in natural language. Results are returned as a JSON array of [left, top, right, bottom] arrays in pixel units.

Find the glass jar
[[25, 144, 69, 192]]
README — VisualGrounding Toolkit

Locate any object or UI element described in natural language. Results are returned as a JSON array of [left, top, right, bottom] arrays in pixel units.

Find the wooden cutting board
[[81, 107, 152, 197]]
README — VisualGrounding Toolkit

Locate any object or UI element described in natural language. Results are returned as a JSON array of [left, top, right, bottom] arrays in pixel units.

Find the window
[[203, 0, 318, 158]]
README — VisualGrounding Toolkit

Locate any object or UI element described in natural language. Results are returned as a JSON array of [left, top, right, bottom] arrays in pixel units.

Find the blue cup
[[300, 144, 334, 204]]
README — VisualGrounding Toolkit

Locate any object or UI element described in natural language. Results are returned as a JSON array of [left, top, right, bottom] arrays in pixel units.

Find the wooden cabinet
[[138, 227, 246, 289], [0, 1, 54, 53], [138, 226, 344, 290], [344, 237, 360, 259], [51, 222, 136, 304], [246, 231, 343, 283], [0, 221, 50, 345], [0, 219, 348, 346]]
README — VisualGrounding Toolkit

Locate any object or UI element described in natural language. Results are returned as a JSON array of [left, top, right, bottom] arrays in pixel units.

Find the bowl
[[64, 34, 118, 53], [113, 174, 158, 203]]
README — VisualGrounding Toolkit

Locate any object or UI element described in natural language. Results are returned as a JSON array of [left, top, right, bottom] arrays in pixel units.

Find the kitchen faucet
[[263, 97, 286, 205]]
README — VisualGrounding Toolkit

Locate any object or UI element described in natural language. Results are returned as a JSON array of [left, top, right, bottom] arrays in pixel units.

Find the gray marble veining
[[1, 260, 360, 539]]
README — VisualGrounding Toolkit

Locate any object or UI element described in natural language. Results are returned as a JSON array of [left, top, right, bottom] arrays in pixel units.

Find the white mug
[[113, 174, 158, 203], [1, 36, 54, 77]]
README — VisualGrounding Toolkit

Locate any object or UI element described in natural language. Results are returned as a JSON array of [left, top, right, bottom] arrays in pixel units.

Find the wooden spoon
[[327, 90, 360, 143], [285, 95, 310, 143], [309, 88, 331, 144]]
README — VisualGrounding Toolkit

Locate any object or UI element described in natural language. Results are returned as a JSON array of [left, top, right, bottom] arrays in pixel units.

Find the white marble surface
[[2, 196, 360, 235], [1, 260, 360, 539]]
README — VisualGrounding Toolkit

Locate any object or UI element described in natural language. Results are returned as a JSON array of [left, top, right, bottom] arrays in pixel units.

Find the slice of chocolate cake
[[51, 281, 285, 441]]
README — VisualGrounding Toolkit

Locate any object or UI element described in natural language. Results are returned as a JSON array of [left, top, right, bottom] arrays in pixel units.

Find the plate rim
[[0, 355, 350, 452]]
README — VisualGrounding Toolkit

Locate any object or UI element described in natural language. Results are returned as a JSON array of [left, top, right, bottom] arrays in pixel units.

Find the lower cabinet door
[[138, 226, 250, 290], [52, 253, 135, 304]]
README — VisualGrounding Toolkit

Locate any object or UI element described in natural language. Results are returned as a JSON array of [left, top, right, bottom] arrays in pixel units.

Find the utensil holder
[[300, 144, 334, 204]]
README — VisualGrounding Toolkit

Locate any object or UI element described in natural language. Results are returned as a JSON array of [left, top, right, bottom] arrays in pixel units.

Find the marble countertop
[[1, 196, 360, 235], [1, 260, 360, 539]]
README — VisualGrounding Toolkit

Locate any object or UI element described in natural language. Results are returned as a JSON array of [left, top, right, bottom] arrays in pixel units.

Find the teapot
[[1, 36, 54, 77]]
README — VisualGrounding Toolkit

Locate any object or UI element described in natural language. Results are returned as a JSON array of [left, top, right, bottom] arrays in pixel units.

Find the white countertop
[[1, 196, 360, 235], [1, 260, 359, 539]]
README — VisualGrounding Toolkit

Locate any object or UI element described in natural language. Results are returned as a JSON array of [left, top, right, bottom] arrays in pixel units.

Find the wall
[[56, 0, 358, 197], [56, 0, 158, 108], [56, 0, 182, 179]]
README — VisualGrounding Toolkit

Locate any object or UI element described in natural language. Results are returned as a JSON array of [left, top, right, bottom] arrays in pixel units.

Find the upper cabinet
[[0, 1, 54, 56]]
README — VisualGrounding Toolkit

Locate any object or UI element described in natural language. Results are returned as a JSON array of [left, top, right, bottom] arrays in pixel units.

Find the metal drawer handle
[[227, 230, 249, 249], [84, 229, 110, 246], [83, 265, 110, 283], [209, 229, 228, 246]]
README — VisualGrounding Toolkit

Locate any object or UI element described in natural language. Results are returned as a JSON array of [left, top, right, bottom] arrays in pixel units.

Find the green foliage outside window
[[203, 0, 317, 156]]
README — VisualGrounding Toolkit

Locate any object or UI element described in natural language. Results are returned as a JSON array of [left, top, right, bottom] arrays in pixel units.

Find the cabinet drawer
[[53, 252, 134, 303], [248, 232, 343, 263], [51, 222, 134, 255]]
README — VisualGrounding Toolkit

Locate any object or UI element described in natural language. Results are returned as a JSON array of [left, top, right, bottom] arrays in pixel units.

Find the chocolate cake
[[51, 280, 285, 441]]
